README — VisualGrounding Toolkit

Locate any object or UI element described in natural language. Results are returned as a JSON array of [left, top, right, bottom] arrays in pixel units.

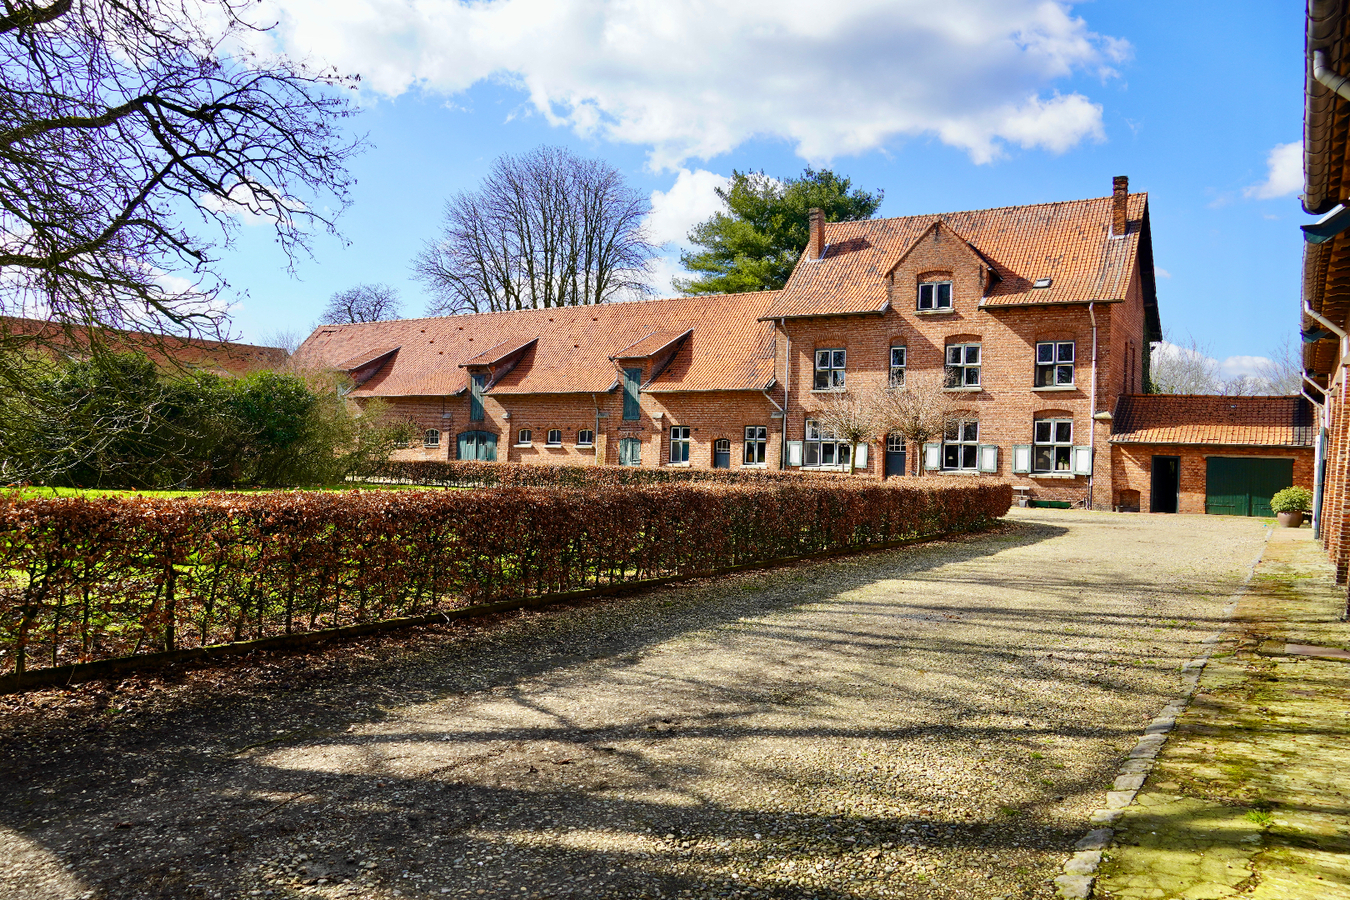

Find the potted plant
[[1270, 486, 1313, 528]]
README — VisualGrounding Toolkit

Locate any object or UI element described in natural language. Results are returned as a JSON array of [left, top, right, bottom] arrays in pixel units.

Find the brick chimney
[[808, 207, 825, 260], [1111, 176, 1129, 236]]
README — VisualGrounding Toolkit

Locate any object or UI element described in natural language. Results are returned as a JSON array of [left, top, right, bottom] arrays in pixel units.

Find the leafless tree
[[0, 0, 362, 381], [320, 283, 402, 325], [260, 328, 304, 357], [812, 378, 890, 475], [1255, 335, 1303, 395], [413, 146, 658, 315], [877, 373, 959, 476], [1148, 332, 1222, 394]]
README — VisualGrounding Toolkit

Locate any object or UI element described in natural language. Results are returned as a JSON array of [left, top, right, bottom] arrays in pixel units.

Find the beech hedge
[[369, 458, 843, 488], [0, 478, 1010, 676]]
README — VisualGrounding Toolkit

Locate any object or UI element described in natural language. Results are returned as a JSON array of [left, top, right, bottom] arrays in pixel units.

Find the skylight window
[[1033, 277, 1053, 289]]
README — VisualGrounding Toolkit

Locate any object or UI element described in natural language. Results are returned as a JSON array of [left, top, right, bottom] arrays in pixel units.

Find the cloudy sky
[[219, 0, 1303, 375]]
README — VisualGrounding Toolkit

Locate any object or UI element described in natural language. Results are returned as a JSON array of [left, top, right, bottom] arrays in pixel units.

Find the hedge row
[[369, 458, 845, 488], [0, 478, 1011, 676]]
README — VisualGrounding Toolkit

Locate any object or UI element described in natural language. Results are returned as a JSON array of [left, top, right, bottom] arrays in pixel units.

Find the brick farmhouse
[[294, 178, 1310, 512]]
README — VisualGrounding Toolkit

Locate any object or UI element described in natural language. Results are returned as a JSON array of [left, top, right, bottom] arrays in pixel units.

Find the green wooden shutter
[[978, 444, 999, 473], [1012, 444, 1032, 474], [1072, 446, 1093, 476], [787, 441, 803, 466], [923, 442, 941, 471], [482, 432, 498, 462], [622, 368, 641, 420], [854, 442, 868, 468]]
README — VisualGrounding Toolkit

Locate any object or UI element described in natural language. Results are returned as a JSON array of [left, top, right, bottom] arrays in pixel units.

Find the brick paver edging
[[1052, 525, 1273, 900]]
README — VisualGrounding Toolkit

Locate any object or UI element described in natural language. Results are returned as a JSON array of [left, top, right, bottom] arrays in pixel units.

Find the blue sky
[[219, 1, 1305, 377]]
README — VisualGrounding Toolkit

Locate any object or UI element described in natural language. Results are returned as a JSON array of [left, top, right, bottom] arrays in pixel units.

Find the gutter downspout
[[780, 319, 790, 470], [1087, 302, 1099, 510], [1314, 49, 1350, 102], [1304, 301, 1349, 389], [1303, 375, 1328, 537], [591, 393, 602, 466]]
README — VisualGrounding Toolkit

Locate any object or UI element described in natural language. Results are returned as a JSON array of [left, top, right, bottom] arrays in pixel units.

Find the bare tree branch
[[320, 283, 402, 325], [413, 146, 657, 315]]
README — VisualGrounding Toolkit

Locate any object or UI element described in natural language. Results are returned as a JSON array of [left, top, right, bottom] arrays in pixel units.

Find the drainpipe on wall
[[1087, 302, 1099, 510], [1313, 48, 1350, 101], [591, 393, 602, 466], [780, 319, 791, 469], [1303, 301, 1349, 390]]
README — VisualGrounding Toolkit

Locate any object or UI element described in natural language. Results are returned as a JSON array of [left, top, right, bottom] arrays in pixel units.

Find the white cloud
[[646, 169, 730, 247], [1155, 266, 1171, 279], [262, 0, 1125, 168], [200, 181, 307, 227], [1245, 141, 1303, 200], [1218, 354, 1271, 380]]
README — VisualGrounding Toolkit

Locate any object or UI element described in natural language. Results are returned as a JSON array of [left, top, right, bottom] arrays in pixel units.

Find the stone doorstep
[[1284, 643, 1350, 662]]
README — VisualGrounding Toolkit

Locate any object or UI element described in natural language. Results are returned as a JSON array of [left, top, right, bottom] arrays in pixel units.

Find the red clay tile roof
[[0, 315, 286, 376], [336, 346, 399, 372], [460, 336, 539, 368], [292, 292, 781, 398], [1111, 395, 1313, 447], [610, 329, 691, 359], [761, 193, 1150, 320]]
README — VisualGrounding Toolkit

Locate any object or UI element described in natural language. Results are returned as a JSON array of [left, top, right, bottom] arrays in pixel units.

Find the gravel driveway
[[0, 509, 1268, 900]]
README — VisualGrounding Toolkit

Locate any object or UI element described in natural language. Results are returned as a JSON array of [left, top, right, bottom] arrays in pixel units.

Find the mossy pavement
[[1094, 525, 1350, 900]]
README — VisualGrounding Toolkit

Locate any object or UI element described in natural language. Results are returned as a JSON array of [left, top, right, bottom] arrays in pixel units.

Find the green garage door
[[1205, 457, 1294, 516]]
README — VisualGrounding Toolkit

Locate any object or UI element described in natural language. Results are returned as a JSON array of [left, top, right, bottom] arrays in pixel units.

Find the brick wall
[[778, 227, 1141, 504], [1110, 443, 1314, 515]]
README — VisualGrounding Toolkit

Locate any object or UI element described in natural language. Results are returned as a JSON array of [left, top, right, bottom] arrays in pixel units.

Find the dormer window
[[918, 281, 952, 311]]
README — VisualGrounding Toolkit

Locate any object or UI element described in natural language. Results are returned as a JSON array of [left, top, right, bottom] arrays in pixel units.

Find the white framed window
[[546, 428, 562, 446], [918, 281, 952, 311], [1033, 419, 1074, 472], [942, 419, 979, 471], [814, 348, 846, 390], [804, 418, 852, 468], [889, 346, 907, 386], [945, 343, 981, 387], [424, 428, 441, 448], [1035, 342, 1075, 387], [670, 426, 691, 463], [744, 426, 767, 464], [576, 429, 594, 447], [516, 428, 533, 446]]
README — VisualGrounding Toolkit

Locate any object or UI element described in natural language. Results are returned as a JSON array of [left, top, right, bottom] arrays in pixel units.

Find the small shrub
[[1269, 486, 1312, 514]]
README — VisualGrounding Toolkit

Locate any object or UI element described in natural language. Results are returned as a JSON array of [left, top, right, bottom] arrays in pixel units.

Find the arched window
[[517, 429, 532, 446], [424, 429, 440, 448], [546, 429, 562, 446], [576, 429, 595, 447]]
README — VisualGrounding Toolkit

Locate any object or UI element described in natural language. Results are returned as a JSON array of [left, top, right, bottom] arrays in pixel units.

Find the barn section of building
[[1109, 395, 1314, 515]]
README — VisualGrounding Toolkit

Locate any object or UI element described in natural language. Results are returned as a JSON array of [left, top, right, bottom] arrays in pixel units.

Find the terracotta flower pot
[[1276, 511, 1304, 528]]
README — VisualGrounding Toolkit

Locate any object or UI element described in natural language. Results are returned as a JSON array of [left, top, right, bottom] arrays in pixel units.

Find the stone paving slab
[[1093, 528, 1350, 900]]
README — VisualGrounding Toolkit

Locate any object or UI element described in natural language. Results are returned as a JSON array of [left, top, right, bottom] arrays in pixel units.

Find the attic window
[[1033, 277, 1053, 289]]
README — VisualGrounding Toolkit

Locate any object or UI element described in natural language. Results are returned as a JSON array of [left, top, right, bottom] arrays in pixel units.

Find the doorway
[[712, 439, 731, 469], [619, 437, 642, 466], [1150, 455, 1180, 513], [884, 434, 907, 478]]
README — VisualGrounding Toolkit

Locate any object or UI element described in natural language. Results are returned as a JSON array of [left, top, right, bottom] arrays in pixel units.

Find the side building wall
[[1111, 443, 1314, 515]]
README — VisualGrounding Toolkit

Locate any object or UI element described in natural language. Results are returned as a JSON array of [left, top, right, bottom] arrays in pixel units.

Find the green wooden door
[[457, 430, 498, 461], [619, 437, 641, 466], [1206, 458, 1293, 516]]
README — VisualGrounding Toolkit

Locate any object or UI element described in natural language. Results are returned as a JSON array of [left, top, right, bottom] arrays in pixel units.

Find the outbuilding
[[1109, 395, 1314, 515]]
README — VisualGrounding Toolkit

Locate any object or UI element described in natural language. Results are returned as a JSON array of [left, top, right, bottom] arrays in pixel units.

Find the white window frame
[[813, 348, 846, 390], [516, 428, 533, 447], [889, 346, 907, 386], [1033, 419, 1074, 473], [546, 428, 563, 446], [744, 426, 767, 465], [576, 429, 594, 447], [1035, 341, 1075, 387], [941, 419, 979, 471], [670, 425, 691, 463], [945, 343, 981, 388], [423, 428, 441, 448], [803, 418, 852, 468], [917, 281, 953, 311]]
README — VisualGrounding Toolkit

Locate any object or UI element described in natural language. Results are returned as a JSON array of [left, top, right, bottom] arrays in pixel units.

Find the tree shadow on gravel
[[0, 514, 1276, 900]]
